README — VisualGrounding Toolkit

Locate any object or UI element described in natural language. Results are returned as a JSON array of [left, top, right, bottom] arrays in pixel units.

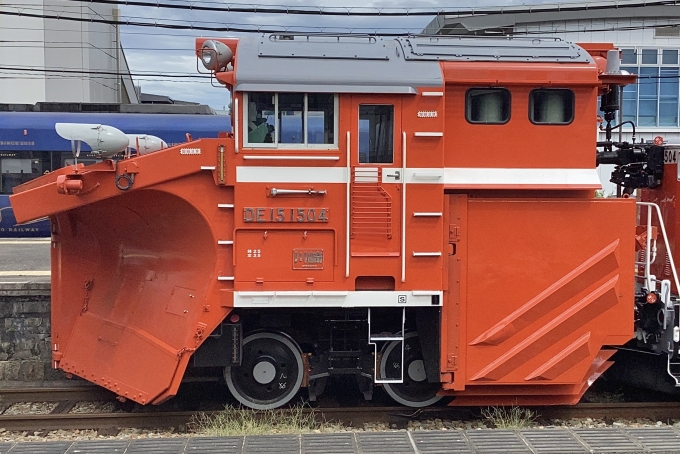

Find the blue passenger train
[[0, 112, 232, 237]]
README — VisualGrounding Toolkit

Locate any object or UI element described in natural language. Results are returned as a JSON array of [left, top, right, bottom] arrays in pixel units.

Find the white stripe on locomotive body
[[233, 290, 443, 308], [236, 166, 348, 183], [442, 167, 602, 188], [235, 166, 601, 188]]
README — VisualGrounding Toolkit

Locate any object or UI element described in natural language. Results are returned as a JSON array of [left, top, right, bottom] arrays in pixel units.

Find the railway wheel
[[225, 331, 304, 409], [380, 332, 442, 407]]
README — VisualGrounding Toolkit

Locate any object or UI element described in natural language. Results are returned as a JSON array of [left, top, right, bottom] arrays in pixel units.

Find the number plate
[[293, 249, 324, 270]]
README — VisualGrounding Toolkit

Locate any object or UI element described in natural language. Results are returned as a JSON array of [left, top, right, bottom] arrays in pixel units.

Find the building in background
[[0, 0, 138, 104], [424, 1, 680, 191]]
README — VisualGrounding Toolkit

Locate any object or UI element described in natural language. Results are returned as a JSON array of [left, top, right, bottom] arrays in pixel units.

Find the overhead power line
[[0, 7, 421, 34], [58, 0, 680, 17], [0, 65, 210, 79], [2, 7, 680, 36]]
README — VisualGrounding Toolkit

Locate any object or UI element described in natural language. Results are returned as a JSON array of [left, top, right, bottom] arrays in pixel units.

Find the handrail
[[346, 131, 351, 279], [637, 202, 680, 293], [401, 131, 406, 283]]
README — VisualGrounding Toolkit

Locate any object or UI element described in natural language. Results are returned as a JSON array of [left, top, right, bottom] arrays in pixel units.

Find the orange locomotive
[[10, 35, 675, 409]]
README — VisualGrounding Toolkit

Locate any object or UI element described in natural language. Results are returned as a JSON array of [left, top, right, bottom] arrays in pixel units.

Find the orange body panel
[[442, 196, 635, 404]]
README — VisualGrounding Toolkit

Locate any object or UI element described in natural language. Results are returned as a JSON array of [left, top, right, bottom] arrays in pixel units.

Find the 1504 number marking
[[244, 207, 329, 223]]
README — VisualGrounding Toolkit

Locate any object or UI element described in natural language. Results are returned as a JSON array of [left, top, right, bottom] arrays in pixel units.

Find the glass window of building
[[621, 66, 638, 125], [660, 68, 679, 127], [244, 93, 337, 147], [638, 67, 659, 126], [466, 88, 511, 124], [621, 49, 637, 64], [662, 49, 678, 65], [641, 49, 658, 65], [529, 89, 574, 124], [620, 49, 680, 128]]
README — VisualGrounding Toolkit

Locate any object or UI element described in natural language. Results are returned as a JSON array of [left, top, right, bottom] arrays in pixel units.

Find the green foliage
[[190, 404, 341, 436], [481, 406, 538, 429]]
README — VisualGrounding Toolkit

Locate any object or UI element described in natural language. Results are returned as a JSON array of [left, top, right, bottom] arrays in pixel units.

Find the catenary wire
[[1, 5, 679, 36], [42, 0, 680, 18]]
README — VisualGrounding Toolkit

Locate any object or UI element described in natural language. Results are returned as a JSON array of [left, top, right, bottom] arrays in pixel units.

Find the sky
[[119, 0, 581, 110]]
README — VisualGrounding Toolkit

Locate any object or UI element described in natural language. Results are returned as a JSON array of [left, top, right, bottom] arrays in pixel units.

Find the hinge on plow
[[81, 279, 94, 314], [447, 354, 458, 371], [449, 225, 460, 243], [194, 322, 208, 342], [177, 346, 196, 358]]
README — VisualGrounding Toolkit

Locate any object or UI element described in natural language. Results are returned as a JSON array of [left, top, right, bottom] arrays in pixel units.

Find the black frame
[[465, 87, 511, 125], [529, 88, 575, 125]]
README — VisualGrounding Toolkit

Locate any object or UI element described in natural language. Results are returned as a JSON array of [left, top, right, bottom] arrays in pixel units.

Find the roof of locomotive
[[233, 34, 594, 94]]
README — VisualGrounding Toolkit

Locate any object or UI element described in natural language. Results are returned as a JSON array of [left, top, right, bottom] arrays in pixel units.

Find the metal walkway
[[2, 427, 680, 453]]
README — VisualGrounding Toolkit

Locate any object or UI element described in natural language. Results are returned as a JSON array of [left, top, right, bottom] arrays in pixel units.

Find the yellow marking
[[0, 271, 51, 276]]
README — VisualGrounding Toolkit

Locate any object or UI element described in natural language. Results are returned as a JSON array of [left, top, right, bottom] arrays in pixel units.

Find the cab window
[[466, 88, 511, 124], [244, 92, 337, 147], [529, 89, 574, 124], [359, 105, 394, 164]]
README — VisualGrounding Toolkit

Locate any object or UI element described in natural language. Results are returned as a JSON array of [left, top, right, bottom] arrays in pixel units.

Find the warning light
[[646, 293, 658, 304], [654, 136, 664, 146], [229, 313, 240, 323]]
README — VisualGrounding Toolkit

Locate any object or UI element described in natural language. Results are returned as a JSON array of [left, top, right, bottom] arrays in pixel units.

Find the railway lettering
[[293, 249, 324, 270], [243, 207, 329, 223], [664, 149, 677, 164]]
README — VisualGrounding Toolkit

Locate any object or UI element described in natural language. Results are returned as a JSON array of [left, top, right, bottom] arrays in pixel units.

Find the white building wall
[[0, 0, 125, 104], [0, 0, 47, 104]]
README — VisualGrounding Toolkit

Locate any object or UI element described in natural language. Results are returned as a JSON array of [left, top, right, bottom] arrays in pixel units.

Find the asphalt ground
[[0, 238, 51, 283]]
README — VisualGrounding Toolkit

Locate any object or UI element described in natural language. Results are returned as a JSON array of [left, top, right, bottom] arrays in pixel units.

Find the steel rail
[[0, 385, 115, 404], [0, 403, 679, 432]]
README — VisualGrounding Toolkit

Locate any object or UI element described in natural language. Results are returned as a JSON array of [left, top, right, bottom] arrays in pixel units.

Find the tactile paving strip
[[465, 429, 532, 453], [572, 428, 645, 453], [302, 433, 356, 454], [1, 427, 680, 453], [6, 441, 72, 454], [356, 432, 414, 453], [520, 429, 587, 454], [66, 440, 129, 453], [625, 427, 680, 453], [185, 436, 243, 453], [410, 430, 473, 453], [125, 438, 188, 454], [243, 434, 299, 454]]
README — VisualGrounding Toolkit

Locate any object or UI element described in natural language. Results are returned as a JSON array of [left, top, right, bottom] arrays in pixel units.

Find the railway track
[[0, 401, 679, 432]]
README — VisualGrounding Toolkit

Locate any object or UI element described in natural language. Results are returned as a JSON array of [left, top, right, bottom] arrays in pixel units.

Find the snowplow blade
[[9, 140, 234, 404]]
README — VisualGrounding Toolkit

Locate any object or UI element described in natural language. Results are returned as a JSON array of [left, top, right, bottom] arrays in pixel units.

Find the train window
[[466, 88, 510, 124], [244, 92, 337, 148], [1, 159, 38, 194], [359, 105, 394, 164], [307, 94, 335, 145], [246, 92, 276, 144], [529, 89, 574, 125]]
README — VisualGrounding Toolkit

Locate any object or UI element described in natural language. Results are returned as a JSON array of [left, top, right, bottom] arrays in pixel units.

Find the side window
[[247, 92, 275, 144], [278, 93, 304, 144], [529, 89, 574, 125], [466, 88, 511, 124], [245, 92, 337, 147], [307, 94, 335, 145], [359, 105, 394, 164]]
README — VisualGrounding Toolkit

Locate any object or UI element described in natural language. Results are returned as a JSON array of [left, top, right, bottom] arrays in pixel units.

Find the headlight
[[200, 40, 233, 71]]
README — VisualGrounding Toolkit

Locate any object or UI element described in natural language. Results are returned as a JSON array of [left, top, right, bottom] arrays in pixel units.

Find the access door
[[349, 96, 402, 256]]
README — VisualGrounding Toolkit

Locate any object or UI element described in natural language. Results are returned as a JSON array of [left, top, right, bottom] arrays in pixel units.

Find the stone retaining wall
[[0, 282, 64, 381]]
